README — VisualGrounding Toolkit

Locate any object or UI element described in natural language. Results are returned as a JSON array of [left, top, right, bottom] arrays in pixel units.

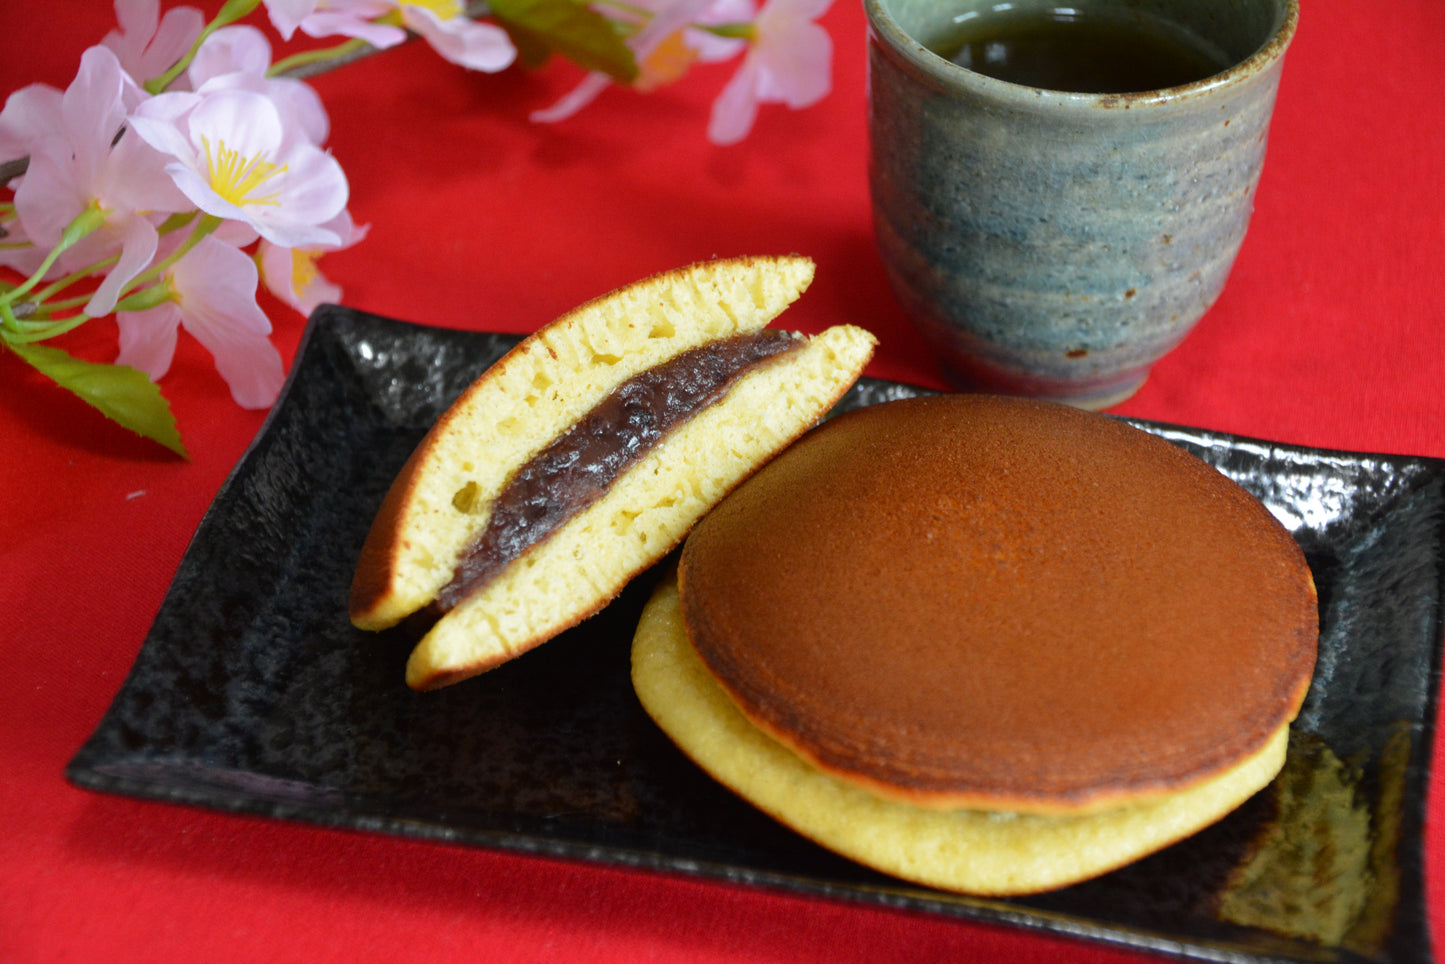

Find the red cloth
[[2, 1, 1441, 961]]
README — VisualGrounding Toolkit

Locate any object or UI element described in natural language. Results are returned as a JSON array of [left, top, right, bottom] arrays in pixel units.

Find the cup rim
[[863, 0, 1300, 109]]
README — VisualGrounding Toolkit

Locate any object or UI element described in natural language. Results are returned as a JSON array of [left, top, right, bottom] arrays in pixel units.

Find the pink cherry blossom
[[262, 0, 322, 39], [400, 2, 517, 72], [191, 24, 275, 81], [0, 84, 64, 275], [708, 0, 833, 145], [188, 25, 331, 145], [116, 235, 284, 408], [0, 212, 48, 277], [10, 46, 190, 315], [677, 0, 756, 62], [129, 86, 349, 249], [532, 0, 734, 125], [258, 208, 368, 315], [264, 0, 402, 47], [102, 0, 206, 88], [265, 0, 516, 73], [0, 84, 64, 171]]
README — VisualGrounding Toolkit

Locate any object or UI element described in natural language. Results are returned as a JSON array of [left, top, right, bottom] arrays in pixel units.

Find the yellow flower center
[[637, 32, 698, 92], [399, 0, 463, 20], [202, 136, 286, 208], [290, 247, 321, 294]]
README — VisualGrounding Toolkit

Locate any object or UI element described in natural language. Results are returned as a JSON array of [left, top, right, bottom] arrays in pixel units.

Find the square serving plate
[[68, 306, 1441, 964]]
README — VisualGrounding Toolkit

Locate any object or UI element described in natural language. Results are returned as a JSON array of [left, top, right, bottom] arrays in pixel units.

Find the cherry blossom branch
[[0, 0, 836, 456], [0, 1, 496, 179], [0, 208, 105, 310]]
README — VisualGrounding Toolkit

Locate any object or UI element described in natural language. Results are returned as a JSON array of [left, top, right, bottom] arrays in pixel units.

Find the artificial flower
[[102, 0, 206, 89], [1, 0, 841, 458], [116, 235, 284, 408], [264, 0, 404, 47], [532, 0, 744, 124], [189, 25, 331, 146], [0, 214, 45, 277], [258, 208, 368, 314], [708, 0, 833, 145], [671, 0, 756, 65], [190, 24, 276, 82], [262, 0, 320, 38], [129, 86, 349, 249], [265, 0, 516, 73], [398, 1, 517, 72], [11, 46, 189, 315], [0, 84, 65, 175], [0, 84, 65, 275]]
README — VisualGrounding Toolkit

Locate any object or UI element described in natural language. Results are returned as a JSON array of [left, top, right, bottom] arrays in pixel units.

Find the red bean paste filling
[[434, 330, 803, 611]]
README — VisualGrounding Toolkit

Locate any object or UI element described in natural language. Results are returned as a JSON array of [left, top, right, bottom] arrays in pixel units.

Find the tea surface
[[934, 7, 1229, 93]]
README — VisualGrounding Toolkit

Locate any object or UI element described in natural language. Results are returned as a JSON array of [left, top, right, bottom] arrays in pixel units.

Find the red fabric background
[[1, 1, 1441, 961]]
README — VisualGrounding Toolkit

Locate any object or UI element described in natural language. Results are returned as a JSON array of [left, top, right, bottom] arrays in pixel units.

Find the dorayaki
[[350, 255, 876, 689], [632, 394, 1318, 895]]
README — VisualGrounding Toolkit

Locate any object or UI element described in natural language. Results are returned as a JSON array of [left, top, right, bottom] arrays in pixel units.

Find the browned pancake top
[[679, 395, 1317, 812]]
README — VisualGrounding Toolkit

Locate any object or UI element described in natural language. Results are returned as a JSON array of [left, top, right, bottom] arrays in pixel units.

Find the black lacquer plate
[[68, 306, 1442, 964]]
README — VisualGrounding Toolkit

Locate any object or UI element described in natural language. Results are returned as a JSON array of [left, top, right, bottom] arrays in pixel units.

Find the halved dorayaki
[[632, 394, 1318, 895], [349, 255, 876, 690]]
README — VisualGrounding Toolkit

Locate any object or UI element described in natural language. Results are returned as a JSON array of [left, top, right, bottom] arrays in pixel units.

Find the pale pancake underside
[[631, 571, 1290, 897]]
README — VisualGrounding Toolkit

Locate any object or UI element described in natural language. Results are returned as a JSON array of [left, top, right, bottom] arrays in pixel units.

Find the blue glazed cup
[[866, 0, 1299, 408]]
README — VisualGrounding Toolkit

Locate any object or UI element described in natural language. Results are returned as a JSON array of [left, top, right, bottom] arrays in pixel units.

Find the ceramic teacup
[[866, 0, 1299, 408]]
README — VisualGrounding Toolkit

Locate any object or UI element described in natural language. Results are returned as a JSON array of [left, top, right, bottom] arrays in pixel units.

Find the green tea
[[933, 6, 1230, 93]]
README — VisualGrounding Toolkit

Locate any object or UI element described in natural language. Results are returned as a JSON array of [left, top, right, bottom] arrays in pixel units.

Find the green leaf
[[489, 0, 639, 82], [504, 21, 559, 69], [8, 341, 189, 458]]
